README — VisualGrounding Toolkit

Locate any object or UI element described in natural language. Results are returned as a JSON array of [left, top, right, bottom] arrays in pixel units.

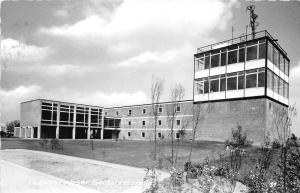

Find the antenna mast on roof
[[246, 5, 259, 39]]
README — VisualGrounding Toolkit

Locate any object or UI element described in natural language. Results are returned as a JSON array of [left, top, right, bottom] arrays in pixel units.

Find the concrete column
[[87, 107, 91, 139], [37, 126, 41, 139], [72, 105, 77, 140], [101, 109, 104, 140], [56, 103, 60, 139]]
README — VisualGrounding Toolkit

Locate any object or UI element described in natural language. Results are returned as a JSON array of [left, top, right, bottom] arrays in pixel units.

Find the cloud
[[39, 0, 237, 41], [1, 38, 51, 62], [53, 9, 69, 19], [37, 64, 91, 76]]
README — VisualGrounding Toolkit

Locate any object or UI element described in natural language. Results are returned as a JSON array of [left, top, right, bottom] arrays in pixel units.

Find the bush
[[50, 139, 63, 150], [272, 139, 281, 149], [225, 126, 253, 149]]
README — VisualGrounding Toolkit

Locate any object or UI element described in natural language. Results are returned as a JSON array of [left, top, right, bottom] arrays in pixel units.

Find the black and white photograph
[[1, 0, 300, 192]]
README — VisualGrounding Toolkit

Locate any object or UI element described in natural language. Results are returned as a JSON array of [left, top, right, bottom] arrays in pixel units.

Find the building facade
[[16, 30, 289, 144]]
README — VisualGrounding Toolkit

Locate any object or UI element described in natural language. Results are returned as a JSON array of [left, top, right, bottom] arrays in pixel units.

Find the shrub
[[272, 139, 281, 149], [39, 138, 48, 149], [50, 138, 63, 150], [143, 167, 159, 193], [170, 167, 184, 186]]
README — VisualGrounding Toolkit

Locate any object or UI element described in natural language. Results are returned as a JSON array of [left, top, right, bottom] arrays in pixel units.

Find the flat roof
[[21, 98, 194, 110]]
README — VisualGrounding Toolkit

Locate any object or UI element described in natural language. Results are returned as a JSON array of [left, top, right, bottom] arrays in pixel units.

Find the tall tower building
[[193, 30, 289, 144]]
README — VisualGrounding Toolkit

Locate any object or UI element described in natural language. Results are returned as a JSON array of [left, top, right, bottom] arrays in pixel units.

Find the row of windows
[[194, 68, 265, 94], [105, 106, 181, 116], [127, 131, 180, 139], [195, 40, 266, 71], [128, 119, 181, 126], [267, 43, 289, 75], [267, 69, 289, 98]]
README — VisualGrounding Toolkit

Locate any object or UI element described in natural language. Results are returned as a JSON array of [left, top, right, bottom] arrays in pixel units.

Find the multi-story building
[[15, 30, 289, 144], [193, 30, 289, 143]]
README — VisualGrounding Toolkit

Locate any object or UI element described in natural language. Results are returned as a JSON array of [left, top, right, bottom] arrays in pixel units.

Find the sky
[[1, 0, 300, 135]]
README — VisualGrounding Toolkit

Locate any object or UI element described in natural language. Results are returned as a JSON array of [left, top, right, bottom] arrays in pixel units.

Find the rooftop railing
[[196, 30, 287, 56]]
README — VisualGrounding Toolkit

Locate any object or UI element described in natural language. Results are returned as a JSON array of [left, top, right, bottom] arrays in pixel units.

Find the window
[[279, 79, 284, 96], [210, 76, 219, 92], [258, 69, 265, 87], [284, 58, 289, 76], [273, 49, 279, 67], [247, 45, 258, 61], [42, 110, 52, 120], [142, 132, 145, 138], [142, 109, 146, 114], [195, 79, 204, 94], [196, 57, 204, 71], [142, 121, 146, 126], [204, 55, 210, 69], [128, 109, 132, 115], [211, 54, 220, 68], [105, 112, 108, 116], [274, 75, 279, 93], [158, 120, 162, 125], [176, 120, 181, 126], [228, 50, 237, 64], [128, 132, 131, 137], [268, 43, 273, 63], [239, 46, 245, 63], [204, 78, 209, 93], [128, 121, 131, 126], [267, 70, 273, 90], [176, 105, 181, 112], [175, 133, 180, 139], [246, 70, 257, 88], [284, 82, 289, 98], [227, 73, 237, 90], [220, 75, 226, 92], [279, 54, 284, 72], [116, 111, 119, 116], [238, 72, 245, 90], [259, 42, 266, 59], [221, 51, 227, 66], [157, 132, 162, 138], [158, 107, 163, 113]]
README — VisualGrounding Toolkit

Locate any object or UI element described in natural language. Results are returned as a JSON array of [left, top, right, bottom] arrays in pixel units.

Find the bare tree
[[167, 83, 185, 166], [151, 75, 164, 160], [188, 102, 209, 162]]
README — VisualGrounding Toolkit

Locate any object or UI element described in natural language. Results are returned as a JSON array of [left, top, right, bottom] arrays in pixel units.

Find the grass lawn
[[1, 138, 225, 170]]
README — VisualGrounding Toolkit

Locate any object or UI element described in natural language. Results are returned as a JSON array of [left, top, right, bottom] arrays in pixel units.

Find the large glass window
[[279, 54, 284, 72], [228, 50, 237, 65], [210, 76, 219, 92], [220, 75, 226, 91], [268, 43, 273, 63], [205, 55, 210, 69], [273, 49, 279, 67], [42, 110, 51, 120], [274, 75, 278, 93], [227, 73, 237, 90], [279, 79, 284, 96], [221, 51, 227, 66], [204, 78, 209, 93], [259, 42, 266, 59], [211, 54, 220, 68], [267, 70, 273, 90], [238, 72, 244, 90], [247, 45, 258, 61], [246, 69, 257, 88], [239, 47, 245, 63], [196, 57, 204, 71], [195, 79, 204, 94], [258, 69, 265, 87], [284, 58, 289, 76]]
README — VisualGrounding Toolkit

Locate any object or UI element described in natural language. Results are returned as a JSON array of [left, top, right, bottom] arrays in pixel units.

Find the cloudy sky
[[1, 0, 300, 135]]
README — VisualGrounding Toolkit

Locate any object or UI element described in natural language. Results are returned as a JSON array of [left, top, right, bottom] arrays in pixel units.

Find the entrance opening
[[41, 125, 56, 138], [33, 127, 38, 138]]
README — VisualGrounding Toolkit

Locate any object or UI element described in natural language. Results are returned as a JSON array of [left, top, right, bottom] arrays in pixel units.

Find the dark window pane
[[279, 79, 284, 96], [238, 75, 244, 89], [246, 73, 257, 88], [273, 49, 279, 67], [53, 111, 57, 121], [42, 110, 51, 120], [91, 115, 98, 123], [267, 70, 273, 90], [227, 76, 237, 90], [205, 56, 210, 69], [60, 112, 68, 121], [258, 71, 265, 87], [239, 48, 245, 63], [220, 78, 226, 91], [221, 52, 226, 66], [247, 45, 258, 61], [210, 79, 219, 92], [70, 113, 74, 122], [211, 54, 220, 68], [228, 50, 237, 65], [259, 43, 266, 59], [274, 75, 278, 93], [268, 43, 273, 63], [284, 58, 289, 75], [204, 79, 209, 93], [77, 114, 84, 122]]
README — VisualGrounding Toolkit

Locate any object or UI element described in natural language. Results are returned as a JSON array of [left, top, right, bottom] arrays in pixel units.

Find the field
[[1, 138, 225, 170]]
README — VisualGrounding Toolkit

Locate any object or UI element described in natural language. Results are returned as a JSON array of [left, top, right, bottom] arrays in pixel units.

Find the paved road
[[0, 160, 100, 193]]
